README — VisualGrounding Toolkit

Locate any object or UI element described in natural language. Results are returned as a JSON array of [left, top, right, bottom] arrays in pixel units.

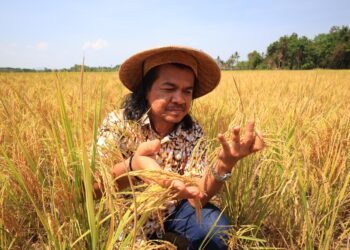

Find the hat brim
[[119, 46, 221, 98]]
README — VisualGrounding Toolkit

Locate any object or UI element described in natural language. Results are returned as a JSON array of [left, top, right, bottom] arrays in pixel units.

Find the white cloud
[[82, 39, 108, 50], [36, 42, 48, 50]]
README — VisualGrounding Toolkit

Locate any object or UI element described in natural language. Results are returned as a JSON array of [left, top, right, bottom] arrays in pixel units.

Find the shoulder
[[97, 109, 126, 145], [100, 109, 126, 129], [97, 109, 133, 157], [103, 109, 124, 123]]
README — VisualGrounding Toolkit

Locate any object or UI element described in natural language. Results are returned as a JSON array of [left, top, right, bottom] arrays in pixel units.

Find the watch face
[[210, 164, 232, 182], [222, 173, 232, 181]]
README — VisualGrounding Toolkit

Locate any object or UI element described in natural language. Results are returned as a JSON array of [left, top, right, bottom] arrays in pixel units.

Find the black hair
[[122, 63, 195, 130]]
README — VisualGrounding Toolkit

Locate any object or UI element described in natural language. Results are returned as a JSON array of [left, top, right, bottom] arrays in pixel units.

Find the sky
[[0, 0, 349, 69]]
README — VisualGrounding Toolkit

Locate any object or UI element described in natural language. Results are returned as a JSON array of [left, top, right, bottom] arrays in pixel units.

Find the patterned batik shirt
[[96, 109, 208, 237]]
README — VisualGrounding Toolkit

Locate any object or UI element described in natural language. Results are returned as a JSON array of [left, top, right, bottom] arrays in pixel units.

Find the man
[[95, 46, 264, 249]]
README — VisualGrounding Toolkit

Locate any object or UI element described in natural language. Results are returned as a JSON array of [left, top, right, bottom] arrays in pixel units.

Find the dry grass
[[0, 70, 349, 249]]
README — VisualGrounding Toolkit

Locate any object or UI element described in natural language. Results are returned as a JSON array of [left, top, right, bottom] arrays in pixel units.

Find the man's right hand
[[131, 139, 203, 200], [134, 139, 161, 160]]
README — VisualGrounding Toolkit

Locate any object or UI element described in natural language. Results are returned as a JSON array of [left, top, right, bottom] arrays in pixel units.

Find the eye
[[184, 89, 193, 95], [162, 88, 175, 92]]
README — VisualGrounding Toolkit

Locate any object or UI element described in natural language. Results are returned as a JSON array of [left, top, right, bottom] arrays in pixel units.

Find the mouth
[[166, 105, 185, 112], [166, 107, 185, 113], [166, 109, 183, 115], [165, 106, 186, 116], [167, 108, 184, 112]]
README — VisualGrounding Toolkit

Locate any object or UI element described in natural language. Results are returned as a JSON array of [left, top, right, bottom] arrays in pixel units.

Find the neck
[[153, 122, 175, 138], [150, 118, 176, 138]]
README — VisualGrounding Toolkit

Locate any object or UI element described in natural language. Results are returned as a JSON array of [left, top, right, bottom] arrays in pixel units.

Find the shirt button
[[175, 153, 181, 161]]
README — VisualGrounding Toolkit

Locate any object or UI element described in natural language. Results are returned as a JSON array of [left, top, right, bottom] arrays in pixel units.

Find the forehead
[[153, 64, 195, 88]]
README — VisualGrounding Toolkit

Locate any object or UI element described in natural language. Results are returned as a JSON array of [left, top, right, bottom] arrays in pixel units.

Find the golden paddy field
[[0, 70, 349, 249]]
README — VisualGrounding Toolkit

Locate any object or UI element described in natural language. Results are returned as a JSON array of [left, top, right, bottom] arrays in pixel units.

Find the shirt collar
[[140, 112, 151, 127], [140, 112, 184, 139]]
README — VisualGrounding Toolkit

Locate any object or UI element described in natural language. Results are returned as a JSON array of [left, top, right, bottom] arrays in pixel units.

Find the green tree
[[314, 26, 350, 68], [235, 61, 249, 70], [266, 33, 317, 69], [247, 51, 263, 69], [226, 52, 240, 69], [215, 56, 224, 69]]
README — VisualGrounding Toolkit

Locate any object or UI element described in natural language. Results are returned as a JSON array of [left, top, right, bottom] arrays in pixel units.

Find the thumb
[[136, 139, 161, 156]]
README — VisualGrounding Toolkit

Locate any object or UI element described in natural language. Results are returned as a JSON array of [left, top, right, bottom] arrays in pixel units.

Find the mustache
[[166, 104, 186, 111]]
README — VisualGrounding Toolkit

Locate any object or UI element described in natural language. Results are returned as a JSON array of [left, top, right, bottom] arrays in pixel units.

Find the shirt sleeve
[[96, 111, 126, 161]]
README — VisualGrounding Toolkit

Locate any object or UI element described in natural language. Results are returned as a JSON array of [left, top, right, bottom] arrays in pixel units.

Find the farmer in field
[[95, 46, 264, 249]]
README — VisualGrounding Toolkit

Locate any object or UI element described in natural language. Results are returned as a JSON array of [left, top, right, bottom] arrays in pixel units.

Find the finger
[[151, 139, 161, 154], [243, 120, 255, 146], [231, 126, 240, 153], [218, 133, 231, 154], [134, 155, 162, 171], [184, 186, 201, 199], [170, 180, 185, 191], [251, 130, 265, 152], [136, 139, 161, 156], [168, 180, 203, 199], [190, 187, 204, 199], [169, 180, 186, 198], [177, 186, 203, 200]]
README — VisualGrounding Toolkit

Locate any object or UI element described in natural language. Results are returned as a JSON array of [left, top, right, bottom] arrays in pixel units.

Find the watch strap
[[210, 164, 232, 182]]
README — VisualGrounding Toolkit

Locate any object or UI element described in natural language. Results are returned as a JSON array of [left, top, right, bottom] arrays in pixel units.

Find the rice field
[[0, 70, 349, 249]]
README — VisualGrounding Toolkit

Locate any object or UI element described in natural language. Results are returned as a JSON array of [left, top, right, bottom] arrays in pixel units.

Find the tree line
[[217, 25, 350, 70], [0, 65, 120, 73], [1, 25, 349, 72]]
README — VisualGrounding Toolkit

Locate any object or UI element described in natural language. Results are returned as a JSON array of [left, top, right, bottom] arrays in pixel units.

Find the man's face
[[146, 64, 195, 129]]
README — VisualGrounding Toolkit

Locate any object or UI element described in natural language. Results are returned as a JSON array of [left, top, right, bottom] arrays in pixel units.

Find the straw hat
[[119, 45, 221, 98]]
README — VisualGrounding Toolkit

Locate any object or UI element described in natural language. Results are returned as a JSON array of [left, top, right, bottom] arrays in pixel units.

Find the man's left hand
[[217, 120, 265, 170]]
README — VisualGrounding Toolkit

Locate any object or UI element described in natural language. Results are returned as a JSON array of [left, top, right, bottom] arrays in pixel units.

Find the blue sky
[[1, 0, 349, 68]]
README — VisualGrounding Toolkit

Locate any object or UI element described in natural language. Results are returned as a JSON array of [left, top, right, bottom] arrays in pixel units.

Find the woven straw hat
[[119, 45, 221, 98]]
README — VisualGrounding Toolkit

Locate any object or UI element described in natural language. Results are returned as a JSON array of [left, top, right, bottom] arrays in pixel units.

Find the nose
[[172, 91, 186, 104]]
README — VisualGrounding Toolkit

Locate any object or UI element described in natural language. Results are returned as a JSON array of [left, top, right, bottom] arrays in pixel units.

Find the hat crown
[[119, 45, 221, 98], [143, 50, 198, 78]]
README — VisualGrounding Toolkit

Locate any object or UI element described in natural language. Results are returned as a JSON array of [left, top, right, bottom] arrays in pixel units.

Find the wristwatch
[[210, 164, 232, 182]]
